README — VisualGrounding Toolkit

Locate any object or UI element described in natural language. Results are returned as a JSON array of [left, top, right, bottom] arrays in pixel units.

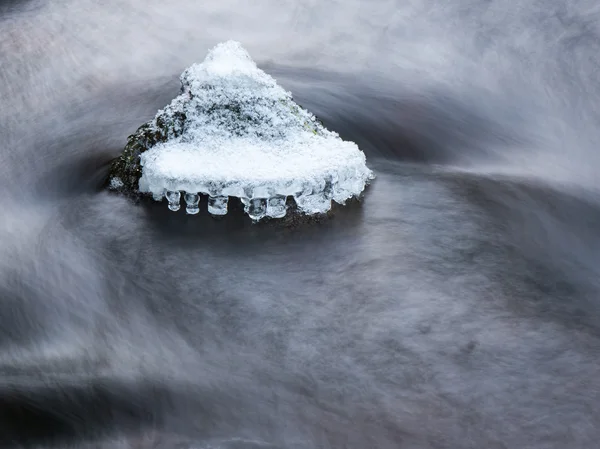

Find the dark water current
[[1, 0, 600, 448]]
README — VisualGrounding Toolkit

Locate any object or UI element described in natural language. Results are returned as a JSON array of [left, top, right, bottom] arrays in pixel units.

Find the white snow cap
[[138, 40, 374, 219], [191, 40, 262, 78]]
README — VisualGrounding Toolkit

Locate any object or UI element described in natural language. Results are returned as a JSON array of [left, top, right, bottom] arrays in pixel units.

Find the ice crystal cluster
[[109, 40, 373, 221]]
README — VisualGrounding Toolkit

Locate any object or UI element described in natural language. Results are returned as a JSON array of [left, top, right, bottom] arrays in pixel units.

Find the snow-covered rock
[[108, 41, 373, 221]]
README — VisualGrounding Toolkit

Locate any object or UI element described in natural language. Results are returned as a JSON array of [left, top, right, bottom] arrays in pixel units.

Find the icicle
[[184, 192, 200, 215], [166, 190, 181, 211], [267, 195, 287, 218], [208, 195, 228, 215], [248, 198, 267, 221]]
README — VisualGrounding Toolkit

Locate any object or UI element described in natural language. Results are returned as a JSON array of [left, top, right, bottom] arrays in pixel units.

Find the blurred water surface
[[1, 0, 600, 448]]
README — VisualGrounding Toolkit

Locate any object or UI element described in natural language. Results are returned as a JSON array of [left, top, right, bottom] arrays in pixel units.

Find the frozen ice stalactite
[[208, 195, 228, 215], [166, 190, 181, 211], [267, 196, 287, 219], [184, 193, 200, 215], [136, 40, 374, 221], [247, 198, 267, 221]]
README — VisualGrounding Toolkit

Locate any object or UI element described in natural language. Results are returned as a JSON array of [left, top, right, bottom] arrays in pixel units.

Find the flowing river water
[[1, 0, 600, 447]]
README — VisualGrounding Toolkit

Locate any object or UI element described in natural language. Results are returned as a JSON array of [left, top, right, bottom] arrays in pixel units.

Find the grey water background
[[1, 0, 600, 447]]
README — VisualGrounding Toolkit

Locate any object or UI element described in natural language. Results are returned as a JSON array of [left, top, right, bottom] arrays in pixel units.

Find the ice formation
[[115, 40, 373, 221]]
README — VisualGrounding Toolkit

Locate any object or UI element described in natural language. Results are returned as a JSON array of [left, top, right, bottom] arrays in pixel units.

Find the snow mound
[[137, 40, 374, 220]]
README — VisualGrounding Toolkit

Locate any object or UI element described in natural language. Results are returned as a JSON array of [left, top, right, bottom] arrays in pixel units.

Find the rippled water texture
[[1, 0, 600, 448]]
